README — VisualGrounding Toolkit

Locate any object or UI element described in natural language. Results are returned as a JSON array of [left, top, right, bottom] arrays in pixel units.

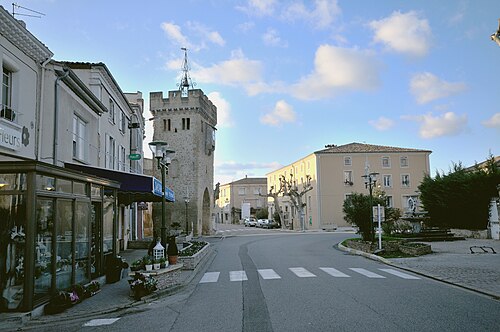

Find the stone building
[[149, 50, 217, 236]]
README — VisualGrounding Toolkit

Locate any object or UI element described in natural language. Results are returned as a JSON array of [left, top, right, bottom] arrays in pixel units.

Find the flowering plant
[[128, 272, 157, 293]]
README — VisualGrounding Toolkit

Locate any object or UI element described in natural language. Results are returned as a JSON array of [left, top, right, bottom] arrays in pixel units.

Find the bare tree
[[491, 18, 500, 47], [280, 174, 313, 231], [261, 184, 287, 229]]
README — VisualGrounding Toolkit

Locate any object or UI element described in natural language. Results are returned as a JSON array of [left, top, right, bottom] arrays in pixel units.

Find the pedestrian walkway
[[198, 266, 421, 283]]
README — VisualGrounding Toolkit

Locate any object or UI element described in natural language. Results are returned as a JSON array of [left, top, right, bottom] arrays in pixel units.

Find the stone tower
[[149, 49, 217, 236]]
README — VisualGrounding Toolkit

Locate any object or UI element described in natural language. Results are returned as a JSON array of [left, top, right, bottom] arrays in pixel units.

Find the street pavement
[[1, 225, 499, 331]]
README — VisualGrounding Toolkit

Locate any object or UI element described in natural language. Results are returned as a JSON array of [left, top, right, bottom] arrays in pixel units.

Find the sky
[[4, 0, 499, 186]]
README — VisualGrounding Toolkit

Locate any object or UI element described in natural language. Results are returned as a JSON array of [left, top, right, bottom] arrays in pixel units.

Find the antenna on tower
[[12, 3, 45, 18], [178, 47, 196, 96]]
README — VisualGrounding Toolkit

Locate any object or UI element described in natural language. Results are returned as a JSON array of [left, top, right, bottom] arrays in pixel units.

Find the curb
[[337, 242, 500, 301]]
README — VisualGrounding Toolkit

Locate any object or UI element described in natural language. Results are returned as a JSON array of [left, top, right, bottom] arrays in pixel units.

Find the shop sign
[[0, 119, 22, 151]]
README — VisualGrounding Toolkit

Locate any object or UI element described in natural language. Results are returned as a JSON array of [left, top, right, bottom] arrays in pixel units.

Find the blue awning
[[65, 163, 175, 204]]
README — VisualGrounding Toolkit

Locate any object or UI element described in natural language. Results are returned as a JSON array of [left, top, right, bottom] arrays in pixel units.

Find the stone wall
[[179, 243, 211, 270]]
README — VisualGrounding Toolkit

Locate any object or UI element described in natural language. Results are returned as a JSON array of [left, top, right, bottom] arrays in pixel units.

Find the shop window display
[[0, 194, 26, 311], [55, 200, 73, 290], [34, 199, 54, 302]]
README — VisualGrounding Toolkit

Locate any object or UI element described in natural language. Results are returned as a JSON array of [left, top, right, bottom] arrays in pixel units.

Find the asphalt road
[[23, 232, 500, 332]]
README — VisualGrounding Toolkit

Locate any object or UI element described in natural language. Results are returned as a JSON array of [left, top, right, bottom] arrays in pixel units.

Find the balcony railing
[[0, 105, 17, 123]]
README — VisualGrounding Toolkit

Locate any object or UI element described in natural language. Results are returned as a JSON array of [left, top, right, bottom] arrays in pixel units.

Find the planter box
[[130, 264, 183, 291], [399, 243, 432, 256], [179, 243, 211, 270]]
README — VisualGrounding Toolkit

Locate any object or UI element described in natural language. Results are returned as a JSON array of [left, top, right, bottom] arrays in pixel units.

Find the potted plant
[[128, 272, 158, 300], [153, 258, 161, 270], [159, 257, 167, 269], [167, 236, 179, 265], [143, 256, 153, 271], [130, 259, 143, 272]]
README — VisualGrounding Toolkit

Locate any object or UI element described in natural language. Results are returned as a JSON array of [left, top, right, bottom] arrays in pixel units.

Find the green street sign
[[129, 153, 141, 160]]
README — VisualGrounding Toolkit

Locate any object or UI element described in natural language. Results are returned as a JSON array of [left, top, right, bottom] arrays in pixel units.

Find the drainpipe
[[54, 69, 69, 166], [36, 57, 52, 161]]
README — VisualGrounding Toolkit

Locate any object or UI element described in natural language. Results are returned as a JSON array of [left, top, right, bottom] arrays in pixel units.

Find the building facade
[[267, 143, 431, 230], [216, 177, 267, 224]]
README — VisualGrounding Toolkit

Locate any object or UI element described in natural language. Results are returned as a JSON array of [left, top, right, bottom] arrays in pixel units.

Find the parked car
[[257, 219, 269, 228], [244, 218, 257, 227], [265, 220, 280, 229]]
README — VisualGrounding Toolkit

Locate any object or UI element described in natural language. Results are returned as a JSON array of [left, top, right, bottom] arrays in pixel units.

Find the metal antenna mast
[[12, 3, 45, 18], [178, 47, 195, 96]]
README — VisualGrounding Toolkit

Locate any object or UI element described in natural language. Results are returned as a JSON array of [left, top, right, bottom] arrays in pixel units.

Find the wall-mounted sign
[[129, 153, 141, 160], [0, 119, 22, 151]]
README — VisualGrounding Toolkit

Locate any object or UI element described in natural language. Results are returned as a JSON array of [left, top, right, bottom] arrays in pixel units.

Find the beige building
[[267, 142, 431, 230], [215, 177, 267, 224]]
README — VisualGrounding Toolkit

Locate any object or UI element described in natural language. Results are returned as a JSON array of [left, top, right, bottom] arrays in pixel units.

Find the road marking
[[378, 268, 421, 279], [199, 272, 220, 283], [83, 318, 120, 327], [319, 267, 351, 278], [230, 270, 248, 281], [289, 267, 316, 278], [349, 268, 386, 278], [258, 269, 281, 279]]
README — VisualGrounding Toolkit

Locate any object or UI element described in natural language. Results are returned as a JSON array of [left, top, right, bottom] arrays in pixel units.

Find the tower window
[[168, 119, 171, 131], [182, 118, 185, 130], [182, 118, 190, 130], [163, 119, 167, 131]]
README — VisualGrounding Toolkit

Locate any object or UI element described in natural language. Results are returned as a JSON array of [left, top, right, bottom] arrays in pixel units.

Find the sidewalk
[[340, 238, 500, 299]]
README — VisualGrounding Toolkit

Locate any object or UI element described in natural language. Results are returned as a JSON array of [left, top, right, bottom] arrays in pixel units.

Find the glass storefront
[[34, 199, 53, 303]]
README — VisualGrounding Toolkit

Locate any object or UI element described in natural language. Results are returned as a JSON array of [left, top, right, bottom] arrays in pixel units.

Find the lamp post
[[184, 196, 190, 235], [362, 170, 379, 242], [148, 140, 175, 250]]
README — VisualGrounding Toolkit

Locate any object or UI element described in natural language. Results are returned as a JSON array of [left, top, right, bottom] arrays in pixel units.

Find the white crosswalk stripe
[[378, 268, 420, 279], [349, 268, 386, 278], [83, 318, 120, 327], [230, 270, 248, 281], [199, 272, 220, 283], [289, 267, 316, 278], [319, 267, 351, 278], [258, 269, 281, 280]]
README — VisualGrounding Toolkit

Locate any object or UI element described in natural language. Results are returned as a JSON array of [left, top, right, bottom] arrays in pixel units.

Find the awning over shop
[[65, 163, 175, 205]]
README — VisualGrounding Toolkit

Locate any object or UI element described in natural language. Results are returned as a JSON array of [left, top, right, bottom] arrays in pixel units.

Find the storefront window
[[103, 200, 114, 254], [0, 194, 26, 311], [0, 173, 27, 191], [34, 199, 53, 302], [56, 179, 72, 194], [36, 175, 55, 192], [75, 201, 89, 285], [73, 182, 86, 196], [55, 200, 73, 290]]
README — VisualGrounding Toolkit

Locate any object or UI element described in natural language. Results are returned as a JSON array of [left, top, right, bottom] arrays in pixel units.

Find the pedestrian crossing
[[199, 267, 420, 283]]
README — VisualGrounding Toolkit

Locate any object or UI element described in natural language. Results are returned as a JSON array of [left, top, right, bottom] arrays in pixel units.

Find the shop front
[[0, 161, 119, 312]]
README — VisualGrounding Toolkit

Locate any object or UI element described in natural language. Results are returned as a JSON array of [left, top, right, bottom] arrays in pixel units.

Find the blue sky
[[6, 0, 499, 185]]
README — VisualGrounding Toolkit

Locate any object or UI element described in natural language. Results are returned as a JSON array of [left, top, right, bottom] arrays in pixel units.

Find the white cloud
[[161, 22, 191, 48], [187, 21, 225, 46], [410, 72, 466, 104], [193, 51, 263, 86], [262, 28, 288, 47], [236, 0, 277, 16], [369, 117, 395, 131], [207, 92, 234, 128], [282, 0, 341, 29], [482, 113, 500, 129], [290, 45, 381, 100], [369, 11, 432, 57], [214, 160, 282, 185], [402, 112, 467, 138], [260, 100, 297, 126]]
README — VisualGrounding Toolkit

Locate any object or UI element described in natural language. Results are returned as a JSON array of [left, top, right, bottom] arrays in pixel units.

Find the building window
[[109, 99, 115, 124], [382, 156, 391, 168], [344, 156, 352, 166], [72, 115, 87, 161], [344, 171, 353, 186], [106, 135, 116, 169], [163, 119, 167, 131], [253, 188, 261, 195], [1, 66, 15, 121], [401, 174, 410, 187], [119, 111, 126, 133], [182, 118, 190, 130], [238, 187, 245, 195], [168, 119, 171, 131], [383, 174, 392, 188], [119, 145, 126, 171], [400, 156, 409, 168], [385, 196, 393, 208]]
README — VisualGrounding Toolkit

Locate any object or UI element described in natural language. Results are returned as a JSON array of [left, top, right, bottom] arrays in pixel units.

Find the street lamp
[[361, 170, 379, 242], [148, 140, 175, 250], [184, 195, 190, 235]]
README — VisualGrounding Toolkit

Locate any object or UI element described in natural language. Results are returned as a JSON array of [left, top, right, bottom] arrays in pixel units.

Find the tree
[[255, 208, 268, 219], [419, 155, 500, 230], [343, 193, 385, 241], [261, 184, 286, 229], [280, 174, 313, 231]]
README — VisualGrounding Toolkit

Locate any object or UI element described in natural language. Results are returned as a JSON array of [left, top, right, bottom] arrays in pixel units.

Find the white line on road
[[230, 270, 248, 281], [258, 269, 281, 279], [319, 267, 351, 278], [289, 267, 316, 278], [199, 272, 220, 283], [349, 268, 386, 278], [83, 318, 120, 327], [378, 268, 421, 279]]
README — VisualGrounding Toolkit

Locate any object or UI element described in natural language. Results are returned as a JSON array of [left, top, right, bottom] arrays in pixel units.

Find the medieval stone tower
[[149, 49, 217, 236]]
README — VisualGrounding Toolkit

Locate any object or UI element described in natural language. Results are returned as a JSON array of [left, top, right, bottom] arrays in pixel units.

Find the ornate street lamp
[[148, 140, 175, 250], [362, 169, 379, 242]]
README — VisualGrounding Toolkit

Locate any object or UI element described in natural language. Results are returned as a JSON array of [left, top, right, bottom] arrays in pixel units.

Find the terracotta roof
[[223, 177, 267, 186], [315, 142, 431, 154]]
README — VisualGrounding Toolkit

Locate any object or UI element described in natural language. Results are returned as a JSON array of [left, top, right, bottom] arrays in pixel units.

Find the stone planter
[[179, 242, 211, 270], [399, 242, 432, 256]]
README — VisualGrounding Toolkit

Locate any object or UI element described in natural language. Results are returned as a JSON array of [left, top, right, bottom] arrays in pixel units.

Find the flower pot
[[168, 255, 178, 265], [145, 264, 153, 271], [153, 263, 160, 270]]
